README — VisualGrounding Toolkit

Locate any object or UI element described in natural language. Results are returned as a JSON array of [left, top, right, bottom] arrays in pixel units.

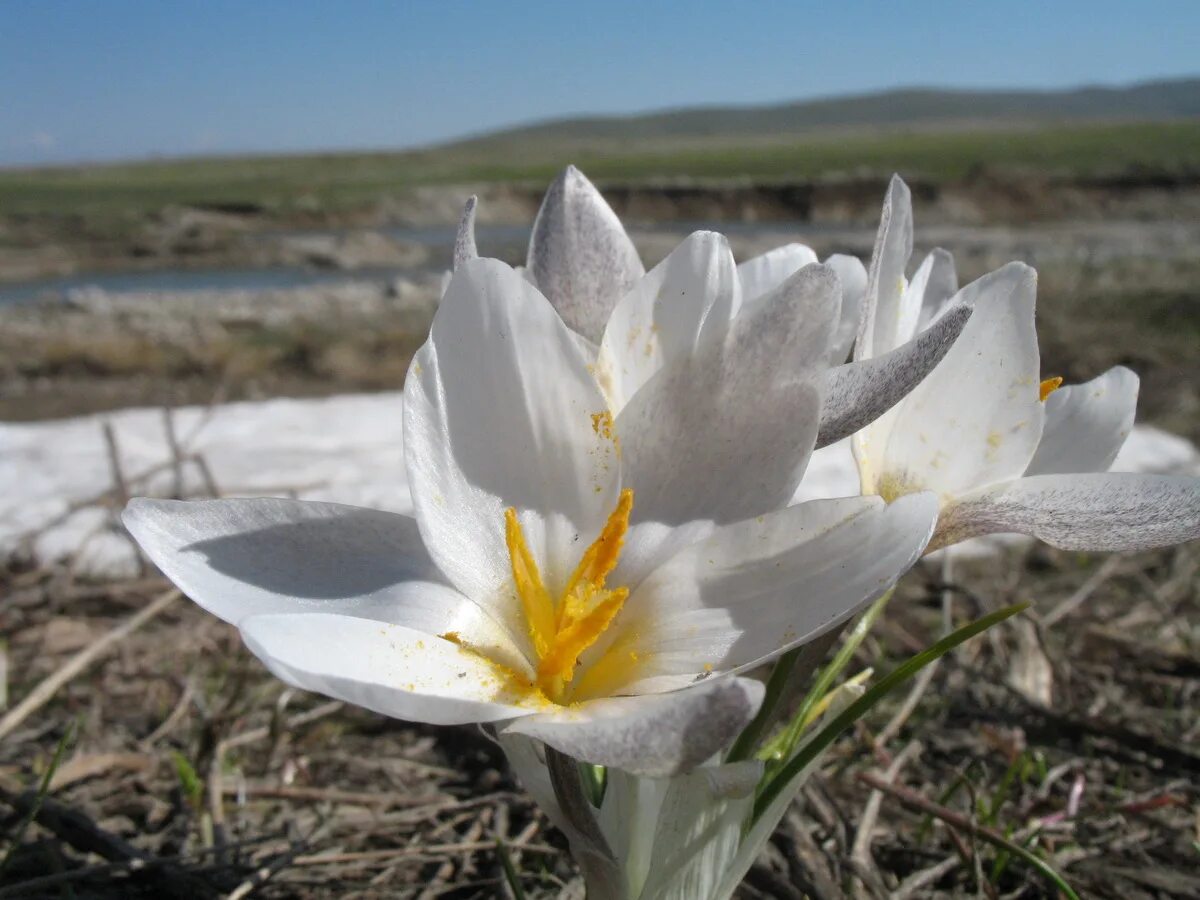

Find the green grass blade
[[725, 643, 807, 762], [754, 601, 1029, 820], [0, 720, 75, 878], [170, 750, 205, 812], [761, 589, 895, 769], [495, 837, 528, 900]]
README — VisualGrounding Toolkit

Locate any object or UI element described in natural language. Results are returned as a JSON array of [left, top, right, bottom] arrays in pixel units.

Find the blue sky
[[2, 0, 1197, 166]]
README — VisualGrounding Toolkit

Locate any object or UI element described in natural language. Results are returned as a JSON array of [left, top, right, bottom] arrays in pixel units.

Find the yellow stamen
[[502, 489, 637, 703], [505, 508, 555, 659], [538, 587, 629, 687], [1039, 376, 1063, 402]]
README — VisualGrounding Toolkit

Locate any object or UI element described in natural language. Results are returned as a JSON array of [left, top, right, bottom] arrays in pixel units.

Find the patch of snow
[[2, 393, 1197, 579]]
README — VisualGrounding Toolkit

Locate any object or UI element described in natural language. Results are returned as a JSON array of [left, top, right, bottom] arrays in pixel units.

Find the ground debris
[[1, 541, 1197, 898]]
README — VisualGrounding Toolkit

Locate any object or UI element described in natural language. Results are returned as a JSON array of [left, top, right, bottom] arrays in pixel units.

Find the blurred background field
[[3, 82, 1200, 433], [2, 3, 1199, 897]]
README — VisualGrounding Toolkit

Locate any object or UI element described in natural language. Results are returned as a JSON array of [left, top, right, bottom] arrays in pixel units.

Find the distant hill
[[463, 77, 1200, 144]]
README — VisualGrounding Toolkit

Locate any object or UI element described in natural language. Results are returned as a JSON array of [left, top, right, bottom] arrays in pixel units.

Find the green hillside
[[1, 79, 1198, 222], [471, 77, 1200, 142]]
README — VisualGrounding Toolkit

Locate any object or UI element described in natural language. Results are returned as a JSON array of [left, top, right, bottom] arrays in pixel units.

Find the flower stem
[[544, 746, 624, 897]]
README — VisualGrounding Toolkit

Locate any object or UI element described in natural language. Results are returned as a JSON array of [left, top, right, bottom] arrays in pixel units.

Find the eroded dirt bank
[[3, 171, 1199, 283], [2, 218, 1198, 438]]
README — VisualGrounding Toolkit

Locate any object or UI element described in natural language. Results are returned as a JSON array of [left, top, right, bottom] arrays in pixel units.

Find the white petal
[[124, 497, 457, 629], [870, 263, 1044, 498], [817, 303, 973, 449], [239, 613, 543, 725], [453, 195, 478, 270], [598, 231, 740, 410], [935, 472, 1200, 552], [636, 761, 761, 900], [896, 247, 959, 347], [596, 768, 671, 895], [791, 439, 862, 503], [615, 263, 838, 525], [825, 253, 868, 364], [403, 258, 620, 622], [503, 677, 764, 777], [526, 166, 645, 343], [856, 175, 913, 361], [612, 519, 717, 598], [736, 243, 818, 302], [1026, 367, 1139, 476], [589, 494, 936, 695], [912, 248, 959, 332]]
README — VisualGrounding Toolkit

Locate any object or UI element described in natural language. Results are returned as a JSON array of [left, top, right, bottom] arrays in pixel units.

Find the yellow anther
[[505, 508, 555, 659], [563, 488, 632, 603], [1039, 376, 1063, 402]]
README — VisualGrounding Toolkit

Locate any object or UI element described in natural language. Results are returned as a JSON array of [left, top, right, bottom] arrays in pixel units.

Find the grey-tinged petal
[[912, 247, 959, 332], [124, 497, 530, 670], [736, 243, 818, 302], [1026, 366, 1139, 477], [239, 613, 540, 725], [502, 676, 764, 777], [932, 472, 1200, 552], [825, 253, 868, 364], [615, 263, 839, 526], [452, 195, 478, 270], [816, 303, 973, 449], [125, 497, 426, 621], [404, 258, 621, 645], [856, 175, 913, 362], [527, 165, 645, 343]]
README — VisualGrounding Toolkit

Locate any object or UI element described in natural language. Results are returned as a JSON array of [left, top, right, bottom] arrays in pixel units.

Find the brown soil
[[1, 542, 1196, 898]]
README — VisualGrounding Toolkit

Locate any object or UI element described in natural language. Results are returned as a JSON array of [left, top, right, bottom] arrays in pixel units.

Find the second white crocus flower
[[125, 252, 938, 777], [853, 176, 1200, 552], [459, 166, 975, 450]]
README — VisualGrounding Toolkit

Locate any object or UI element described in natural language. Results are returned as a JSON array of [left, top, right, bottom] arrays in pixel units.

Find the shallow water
[[0, 220, 823, 307], [0, 266, 398, 306]]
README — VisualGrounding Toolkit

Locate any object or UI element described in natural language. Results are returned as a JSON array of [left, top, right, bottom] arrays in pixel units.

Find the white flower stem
[[545, 746, 625, 899]]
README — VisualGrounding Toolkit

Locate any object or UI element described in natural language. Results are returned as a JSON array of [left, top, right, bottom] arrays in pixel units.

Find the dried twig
[[162, 405, 186, 498], [850, 740, 921, 896], [1042, 554, 1125, 626], [0, 589, 181, 741], [100, 421, 130, 507]]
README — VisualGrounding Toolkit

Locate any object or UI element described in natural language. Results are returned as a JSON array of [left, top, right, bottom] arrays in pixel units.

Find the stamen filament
[[537, 587, 629, 689], [505, 508, 555, 659]]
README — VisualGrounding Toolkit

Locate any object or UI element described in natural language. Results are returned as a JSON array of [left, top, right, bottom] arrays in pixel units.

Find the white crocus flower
[[852, 176, 1200, 552], [458, 166, 976, 451], [125, 253, 939, 778]]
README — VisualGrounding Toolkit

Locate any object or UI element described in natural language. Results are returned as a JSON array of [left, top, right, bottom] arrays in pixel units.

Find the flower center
[[505, 489, 634, 704]]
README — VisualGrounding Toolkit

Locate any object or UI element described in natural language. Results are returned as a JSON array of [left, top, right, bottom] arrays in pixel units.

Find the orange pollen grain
[[1039, 376, 1063, 402]]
